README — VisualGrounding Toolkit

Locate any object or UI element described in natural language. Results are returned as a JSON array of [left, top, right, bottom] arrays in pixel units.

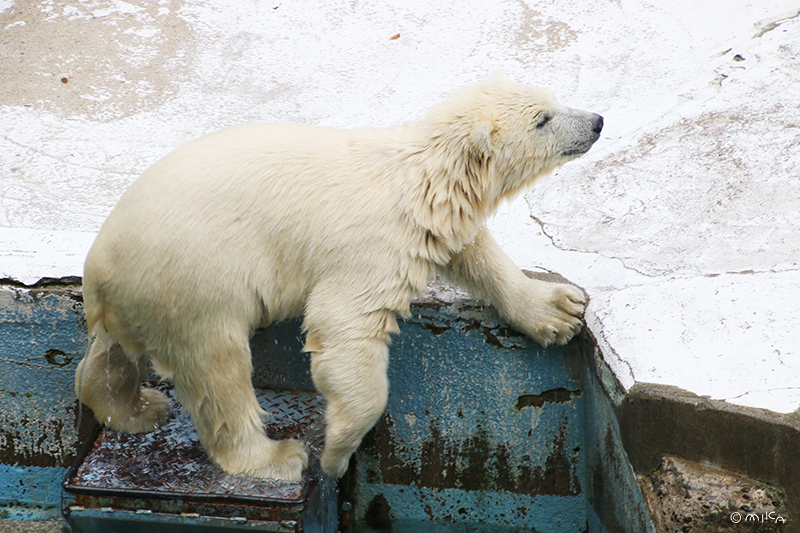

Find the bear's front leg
[[502, 276, 586, 346], [306, 332, 390, 478], [441, 227, 586, 347]]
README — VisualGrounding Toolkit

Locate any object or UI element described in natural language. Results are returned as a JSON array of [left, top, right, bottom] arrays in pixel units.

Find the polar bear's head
[[425, 76, 603, 204]]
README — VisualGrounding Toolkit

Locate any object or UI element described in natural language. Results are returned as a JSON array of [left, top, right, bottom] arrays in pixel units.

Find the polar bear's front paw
[[320, 445, 353, 479], [513, 281, 587, 347], [245, 439, 309, 481]]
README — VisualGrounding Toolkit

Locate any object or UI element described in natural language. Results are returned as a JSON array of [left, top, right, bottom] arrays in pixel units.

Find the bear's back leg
[[169, 329, 308, 481], [75, 332, 172, 433]]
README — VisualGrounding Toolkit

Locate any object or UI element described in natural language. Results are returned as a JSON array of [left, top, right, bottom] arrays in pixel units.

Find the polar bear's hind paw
[[244, 439, 308, 482]]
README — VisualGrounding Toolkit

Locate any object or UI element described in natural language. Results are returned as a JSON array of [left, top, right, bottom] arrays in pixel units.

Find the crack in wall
[[2, 134, 139, 177], [529, 209, 800, 282], [723, 387, 800, 403], [753, 9, 800, 38], [527, 211, 658, 280]]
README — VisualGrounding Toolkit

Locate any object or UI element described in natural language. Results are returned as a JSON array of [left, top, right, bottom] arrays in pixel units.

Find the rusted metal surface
[[0, 285, 88, 520], [346, 300, 587, 532], [0, 286, 86, 469], [63, 386, 336, 532], [1, 281, 652, 531]]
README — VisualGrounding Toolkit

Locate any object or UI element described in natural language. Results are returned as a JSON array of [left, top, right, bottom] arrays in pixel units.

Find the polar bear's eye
[[534, 113, 552, 129]]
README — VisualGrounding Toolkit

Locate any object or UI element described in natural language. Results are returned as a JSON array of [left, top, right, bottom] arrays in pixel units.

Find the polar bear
[[76, 77, 602, 481]]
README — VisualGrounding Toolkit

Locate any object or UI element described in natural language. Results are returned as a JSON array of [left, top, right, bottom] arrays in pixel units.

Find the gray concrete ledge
[[619, 382, 800, 523]]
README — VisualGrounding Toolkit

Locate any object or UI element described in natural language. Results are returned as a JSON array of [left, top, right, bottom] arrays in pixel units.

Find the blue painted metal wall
[[565, 337, 655, 533], [0, 286, 85, 519], [349, 299, 586, 532], [0, 283, 652, 531]]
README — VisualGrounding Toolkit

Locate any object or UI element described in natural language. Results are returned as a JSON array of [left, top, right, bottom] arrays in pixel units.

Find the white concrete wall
[[1, 0, 798, 412]]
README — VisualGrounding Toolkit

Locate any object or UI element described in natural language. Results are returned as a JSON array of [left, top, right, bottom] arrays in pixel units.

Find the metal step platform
[[62, 386, 337, 533]]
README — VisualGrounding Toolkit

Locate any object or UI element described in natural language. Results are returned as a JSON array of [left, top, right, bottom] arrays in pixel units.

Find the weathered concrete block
[[639, 456, 789, 532]]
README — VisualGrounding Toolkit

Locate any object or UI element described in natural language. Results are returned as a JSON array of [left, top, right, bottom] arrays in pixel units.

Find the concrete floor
[[1, 0, 799, 416]]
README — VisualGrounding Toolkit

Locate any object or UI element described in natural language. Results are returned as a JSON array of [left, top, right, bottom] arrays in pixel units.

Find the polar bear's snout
[[591, 113, 604, 134], [555, 110, 603, 157]]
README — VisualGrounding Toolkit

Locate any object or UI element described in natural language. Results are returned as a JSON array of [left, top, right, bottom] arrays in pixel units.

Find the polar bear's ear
[[470, 121, 495, 159]]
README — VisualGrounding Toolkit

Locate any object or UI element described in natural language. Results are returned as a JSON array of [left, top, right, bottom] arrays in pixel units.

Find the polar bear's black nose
[[591, 114, 604, 134]]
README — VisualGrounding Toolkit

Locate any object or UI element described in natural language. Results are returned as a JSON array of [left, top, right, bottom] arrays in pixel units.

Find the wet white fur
[[77, 77, 599, 480]]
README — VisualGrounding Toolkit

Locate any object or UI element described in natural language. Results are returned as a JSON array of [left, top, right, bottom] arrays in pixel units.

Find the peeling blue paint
[[0, 285, 651, 531], [0, 288, 85, 466], [0, 287, 86, 522], [0, 465, 66, 519], [349, 300, 588, 532], [358, 486, 586, 532]]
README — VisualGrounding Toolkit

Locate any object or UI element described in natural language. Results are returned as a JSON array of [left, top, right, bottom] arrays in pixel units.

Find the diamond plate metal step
[[62, 386, 337, 533]]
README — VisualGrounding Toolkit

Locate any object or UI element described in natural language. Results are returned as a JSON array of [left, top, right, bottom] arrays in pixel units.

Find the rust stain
[[67, 491, 305, 524], [365, 494, 393, 529], [0, 401, 93, 468], [362, 414, 581, 497]]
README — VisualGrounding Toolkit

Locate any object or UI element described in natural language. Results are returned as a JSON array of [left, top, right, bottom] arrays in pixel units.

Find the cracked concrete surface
[[584, 271, 800, 412], [1, 0, 192, 120], [1, 0, 799, 413], [513, 5, 800, 413]]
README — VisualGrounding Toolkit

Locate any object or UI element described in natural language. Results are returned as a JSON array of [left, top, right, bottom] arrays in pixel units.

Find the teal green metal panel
[[0, 286, 85, 518], [566, 340, 655, 533], [0, 284, 649, 532], [0, 465, 66, 519], [350, 302, 587, 532]]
